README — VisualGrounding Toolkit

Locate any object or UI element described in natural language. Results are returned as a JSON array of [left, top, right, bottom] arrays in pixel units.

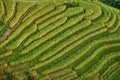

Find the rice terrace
[[0, 0, 120, 80]]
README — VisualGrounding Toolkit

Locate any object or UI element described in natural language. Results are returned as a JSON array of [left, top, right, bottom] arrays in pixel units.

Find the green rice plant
[[105, 66, 120, 80], [19, 14, 83, 55], [55, 71, 77, 80], [76, 45, 120, 79], [78, 1, 102, 20], [9, 2, 36, 28], [2, 0, 15, 23], [23, 17, 68, 47], [101, 61, 120, 79], [0, 1, 5, 20], [6, 24, 37, 50], [35, 5, 66, 25], [75, 54, 120, 80], [38, 20, 90, 61], [0, 0, 120, 80]]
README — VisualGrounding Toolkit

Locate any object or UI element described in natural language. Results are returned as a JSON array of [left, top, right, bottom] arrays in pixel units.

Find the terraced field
[[0, 0, 120, 80]]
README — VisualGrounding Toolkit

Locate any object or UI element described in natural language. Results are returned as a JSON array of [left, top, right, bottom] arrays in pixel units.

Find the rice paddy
[[0, 0, 120, 80]]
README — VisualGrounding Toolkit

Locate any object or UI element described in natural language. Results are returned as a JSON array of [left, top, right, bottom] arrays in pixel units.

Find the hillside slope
[[0, 0, 120, 80]]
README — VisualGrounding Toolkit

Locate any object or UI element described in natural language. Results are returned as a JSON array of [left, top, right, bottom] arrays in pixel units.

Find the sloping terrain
[[0, 0, 120, 80]]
